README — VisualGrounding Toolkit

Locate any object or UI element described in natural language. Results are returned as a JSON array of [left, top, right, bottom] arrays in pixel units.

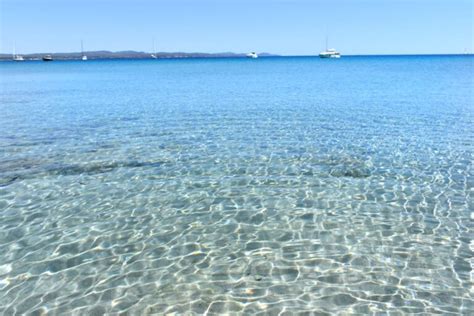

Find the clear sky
[[0, 0, 472, 55]]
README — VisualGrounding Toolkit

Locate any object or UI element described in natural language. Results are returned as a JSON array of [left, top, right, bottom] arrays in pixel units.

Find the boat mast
[[81, 40, 84, 57], [325, 24, 329, 51]]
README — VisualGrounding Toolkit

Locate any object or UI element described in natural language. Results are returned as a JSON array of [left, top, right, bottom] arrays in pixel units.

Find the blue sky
[[0, 0, 472, 55]]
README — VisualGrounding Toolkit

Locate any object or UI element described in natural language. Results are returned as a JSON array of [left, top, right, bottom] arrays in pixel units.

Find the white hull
[[319, 54, 341, 58], [13, 43, 24, 61], [319, 51, 341, 58], [80, 40, 87, 61], [246, 52, 258, 59]]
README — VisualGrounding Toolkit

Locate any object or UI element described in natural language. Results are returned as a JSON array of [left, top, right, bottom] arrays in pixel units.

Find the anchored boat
[[81, 40, 87, 60], [12, 43, 24, 61], [319, 36, 341, 58], [151, 38, 157, 59], [246, 52, 258, 59], [319, 48, 341, 58], [13, 55, 24, 61]]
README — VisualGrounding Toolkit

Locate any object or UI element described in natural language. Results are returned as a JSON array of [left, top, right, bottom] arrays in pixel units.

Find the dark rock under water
[[329, 164, 371, 178], [0, 160, 164, 186], [45, 161, 164, 176]]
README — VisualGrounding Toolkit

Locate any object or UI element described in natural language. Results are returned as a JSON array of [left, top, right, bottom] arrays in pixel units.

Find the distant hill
[[0, 51, 278, 60]]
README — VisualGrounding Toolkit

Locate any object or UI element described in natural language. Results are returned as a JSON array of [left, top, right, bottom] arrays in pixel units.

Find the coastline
[[1, 52, 472, 62], [0, 51, 278, 61]]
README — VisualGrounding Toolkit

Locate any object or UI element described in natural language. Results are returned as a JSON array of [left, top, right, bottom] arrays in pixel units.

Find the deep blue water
[[0, 56, 473, 314]]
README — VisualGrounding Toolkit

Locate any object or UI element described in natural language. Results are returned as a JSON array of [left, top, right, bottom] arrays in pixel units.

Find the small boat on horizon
[[13, 55, 24, 61], [81, 40, 87, 61], [12, 43, 24, 61], [319, 35, 341, 58], [42, 55, 53, 61], [151, 38, 157, 59], [246, 52, 258, 59], [319, 48, 341, 58]]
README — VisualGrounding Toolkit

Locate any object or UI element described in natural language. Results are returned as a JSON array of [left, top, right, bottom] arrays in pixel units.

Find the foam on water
[[0, 56, 473, 314]]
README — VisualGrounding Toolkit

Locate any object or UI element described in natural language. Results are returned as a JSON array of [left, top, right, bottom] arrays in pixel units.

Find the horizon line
[[2, 50, 472, 57]]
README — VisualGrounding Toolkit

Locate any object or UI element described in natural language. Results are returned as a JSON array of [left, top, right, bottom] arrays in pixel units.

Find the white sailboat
[[319, 35, 341, 58], [81, 40, 87, 61], [151, 38, 157, 59], [13, 43, 24, 61]]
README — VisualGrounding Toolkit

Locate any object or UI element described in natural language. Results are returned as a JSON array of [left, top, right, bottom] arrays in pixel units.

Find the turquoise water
[[0, 56, 473, 314]]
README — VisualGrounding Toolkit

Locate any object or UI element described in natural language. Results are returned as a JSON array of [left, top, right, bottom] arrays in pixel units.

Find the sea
[[0, 56, 473, 314]]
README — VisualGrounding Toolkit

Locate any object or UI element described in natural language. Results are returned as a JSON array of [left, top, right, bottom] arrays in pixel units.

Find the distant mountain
[[0, 51, 278, 60]]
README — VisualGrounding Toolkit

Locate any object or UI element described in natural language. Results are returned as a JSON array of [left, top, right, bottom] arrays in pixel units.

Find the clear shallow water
[[0, 56, 473, 314]]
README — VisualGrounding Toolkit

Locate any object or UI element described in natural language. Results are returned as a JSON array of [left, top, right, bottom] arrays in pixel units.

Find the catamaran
[[319, 48, 340, 58], [319, 36, 341, 58], [81, 40, 87, 60]]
